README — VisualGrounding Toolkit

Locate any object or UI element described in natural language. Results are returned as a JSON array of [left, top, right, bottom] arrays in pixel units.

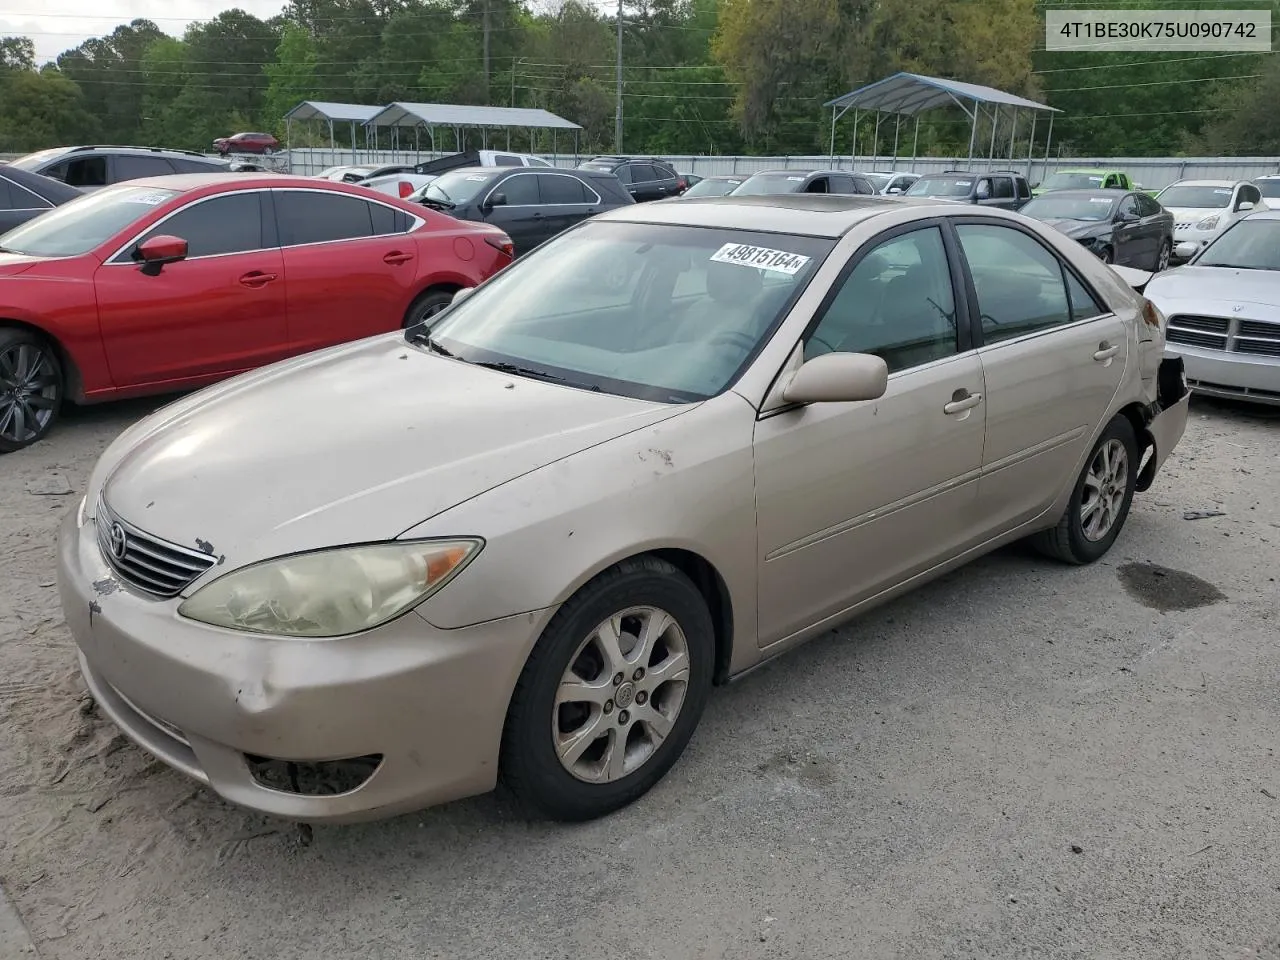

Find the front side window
[[1118, 195, 1141, 220], [805, 226, 957, 372], [133, 192, 263, 258], [1237, 185, 1261, 208], [0, 184, 178, 257], [116, 155, 177, 181], [62, 156, 108, 188], [805, 178, 830, 194], [494, 174, 539, 206], [422, 221, 834, 402], [276, 191, 374, 245], [993, 178, 1014, 200], [956, 223, 1073, 345]]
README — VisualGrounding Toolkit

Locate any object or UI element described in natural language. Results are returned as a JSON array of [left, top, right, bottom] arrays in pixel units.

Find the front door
[[952, 220, 1128, 532], [1112, 193, 1147, 266], [273, 188, 421, 351], [753, 224, 987, 646], [479, 173, 545, 255], [93, 191, 288, 388]]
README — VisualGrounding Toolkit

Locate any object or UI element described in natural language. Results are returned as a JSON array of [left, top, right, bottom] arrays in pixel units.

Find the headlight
[[177, 539, 482, 638], [1195, 215, 1219, 230]]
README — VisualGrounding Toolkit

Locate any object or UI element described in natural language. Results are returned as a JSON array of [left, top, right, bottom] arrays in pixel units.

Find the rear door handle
[[1094, 342, 1120, 362], [238, 271, 277, 287], [943, 389, 983, 415], [383, 251, 414, 265]]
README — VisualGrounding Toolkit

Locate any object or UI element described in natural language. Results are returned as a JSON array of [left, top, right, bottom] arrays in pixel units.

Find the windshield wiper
[[1204, 263, 1267, 271], [406, 328, 456, 357], [420, 192, 454, 210], [471, 360, 601, 391]]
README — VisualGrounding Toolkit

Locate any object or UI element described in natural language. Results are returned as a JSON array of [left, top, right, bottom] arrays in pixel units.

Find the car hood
[[1145, 265, 1280, 306], [95, 334, 688, 572], [1041, 218, 1109, 239], [0, 251, 48, 276], [1163, 206, 1226, 223]]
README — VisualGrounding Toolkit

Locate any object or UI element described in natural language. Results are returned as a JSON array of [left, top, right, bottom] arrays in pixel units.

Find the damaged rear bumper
[[1136, 356, 1191, 492]]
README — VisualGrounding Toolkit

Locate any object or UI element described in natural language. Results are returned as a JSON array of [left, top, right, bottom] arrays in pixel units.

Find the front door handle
[[943, 389, 983, 415], [383, 251, 414, 265], [238, 271, 277, 287], [1094, 342, 1120, 362]]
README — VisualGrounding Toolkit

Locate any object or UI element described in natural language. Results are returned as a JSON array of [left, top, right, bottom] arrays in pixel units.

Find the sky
[[2, 0, 291, 63]]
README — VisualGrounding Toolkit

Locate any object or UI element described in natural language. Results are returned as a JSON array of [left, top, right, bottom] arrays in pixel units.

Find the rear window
[[732, 172, 810, 196], [906, 177, 975, 199], [0, 184, 179, 257]]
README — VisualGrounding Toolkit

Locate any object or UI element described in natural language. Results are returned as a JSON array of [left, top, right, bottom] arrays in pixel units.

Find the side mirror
[[1118, 210, 1139, 223], [1175, 241, 1199, 261], [1237, 200, 1255, 212], [887, 186, 903, 195], [486, 192, 508, 210], [134, 235, 188, 273], [782, 352, 888, 405]]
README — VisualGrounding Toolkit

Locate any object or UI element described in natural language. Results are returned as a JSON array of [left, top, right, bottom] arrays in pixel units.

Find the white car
[[1155, 179, 1266, 262], [362, 150, 553, 199], [861, 171, 920, 196]]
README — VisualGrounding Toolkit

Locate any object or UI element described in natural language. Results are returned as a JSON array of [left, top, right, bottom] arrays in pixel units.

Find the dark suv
[[6, 145, 230, 191], [417, 166, 634, 255], [904, 170, 1032, 210], [577, 156, 682, 202]]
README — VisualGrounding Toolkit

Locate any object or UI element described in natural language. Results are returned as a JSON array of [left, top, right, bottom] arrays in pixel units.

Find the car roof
[[112, 173, 363, 192], [1054, 168, 1115, 174], [595, 193, 943, 238], [48, 144, 223, 160]]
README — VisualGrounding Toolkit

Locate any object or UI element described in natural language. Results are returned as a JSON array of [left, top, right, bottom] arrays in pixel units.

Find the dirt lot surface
[[2, 396, 1278, 960]]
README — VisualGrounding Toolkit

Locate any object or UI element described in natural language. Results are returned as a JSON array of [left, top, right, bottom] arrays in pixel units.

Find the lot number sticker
[[710, 242, 811, 275], [125, 193, 171, 205]]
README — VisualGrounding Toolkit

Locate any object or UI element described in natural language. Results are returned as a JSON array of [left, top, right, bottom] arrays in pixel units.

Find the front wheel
[[402, 288, 458, 329], [1031, 415, 1138, 564], [0, 329, 63, 454], [500, 557, 715, 821], [1155, 239, 1171, 272]]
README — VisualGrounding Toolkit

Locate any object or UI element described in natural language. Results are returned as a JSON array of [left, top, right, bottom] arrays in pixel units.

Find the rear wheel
[[402, 289, 457, 329], [1032, 416, 1138, 564], [500, 557, 714, 821], [0, 329, 63, 454]]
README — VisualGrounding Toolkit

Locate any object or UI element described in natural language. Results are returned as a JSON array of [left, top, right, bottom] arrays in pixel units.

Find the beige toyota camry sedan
[[59, 194, 1190, 823]]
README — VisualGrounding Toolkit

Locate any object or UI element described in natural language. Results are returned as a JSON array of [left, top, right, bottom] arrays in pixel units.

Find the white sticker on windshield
[[1088, 176, 1104, 182], [1089, 197, 1113, 203], [125, 193, 170, 205], [465, 175, 487, 181], [955, 180, 972, 187], [786, 176, 804, 182], [710, 243, 811, 276], [1214, 188, 1231, 194]]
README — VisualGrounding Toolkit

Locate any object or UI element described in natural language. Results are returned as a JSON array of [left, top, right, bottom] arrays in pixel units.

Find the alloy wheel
[[1157, 242, 1171, 271], [0, 342, 59, 446], [553, 605, 690, 783], [1080, 439, 1128, 542]]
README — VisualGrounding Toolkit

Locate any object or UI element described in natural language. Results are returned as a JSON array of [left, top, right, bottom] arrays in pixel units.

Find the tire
[[500, 556, 715, 821], [1032, 415, 1138, 565], [402, 289, 458, 329], [0, 328, 64, 454], [1155, 239, 1171, 272]]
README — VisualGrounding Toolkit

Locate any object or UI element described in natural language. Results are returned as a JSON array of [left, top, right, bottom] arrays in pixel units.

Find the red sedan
[[213, 132, 280, 155], [0, 174, 515, 451]]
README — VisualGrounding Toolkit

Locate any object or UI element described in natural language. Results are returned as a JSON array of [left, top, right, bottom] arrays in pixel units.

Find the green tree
[[0, 68, 100, 152], [56, 20, 168, 144], [264, 24, 320, 128]]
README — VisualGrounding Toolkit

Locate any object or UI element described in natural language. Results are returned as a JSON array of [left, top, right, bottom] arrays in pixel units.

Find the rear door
[[953, 219, 1128, 532], [990, 176, 1017, 210], [273, 188, 422, 351], [93, 190, 288, 387], [628, 164, 663, 202], [1112, 193, 1147, 266], [535, 172, 601, 246]]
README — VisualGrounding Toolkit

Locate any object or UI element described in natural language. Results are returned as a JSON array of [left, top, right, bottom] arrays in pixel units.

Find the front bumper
[[58, 508, 551, 823], [1171, 227, 1215, 261], [1164, 343, 1280, 406]]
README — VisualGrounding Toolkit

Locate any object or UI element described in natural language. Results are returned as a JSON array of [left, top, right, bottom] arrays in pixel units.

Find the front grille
[[1169, 314, 1229, 333], [1236, 338, 1280, 357], [95, 498, 216, 598], [1238, 319, 1280, 339], [1167, 329, 1228, 350]]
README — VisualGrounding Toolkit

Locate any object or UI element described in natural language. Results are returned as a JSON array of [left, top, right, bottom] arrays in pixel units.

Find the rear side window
[[115, 155, 177, 181], [138, 192, 264, 258], [276, 191, 374, 245], [493, 154, 523, 167], [629, 164, 657, 183], [49, 156, 108, 188], [369, 201, 404, 235], [1065, 269, 1108, 321], [539, 174, 591, 204], [172, 158, 224, 174], [0, 177, 14, 210]]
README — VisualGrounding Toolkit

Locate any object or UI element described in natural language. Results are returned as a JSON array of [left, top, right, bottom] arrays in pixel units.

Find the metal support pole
[[988, 105, 999, 165], [614, 0, 623, 152], [1008, 109, 1017, 161], [966, 101, 978, 170], [1043, 113, 1055, 172], [829, 106, 837, 160], [851, 109, 859, 165], [1026, 113, 1037, 180], [891, 114, 900, 168], [872, 112, 882, 168], [911, 115, 920, 172]]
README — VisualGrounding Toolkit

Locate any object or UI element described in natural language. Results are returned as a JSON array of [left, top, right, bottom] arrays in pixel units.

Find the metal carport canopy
[[367, 102, 582, 158], [283, 101, 383, 124], [823, 72, 1060, 173]]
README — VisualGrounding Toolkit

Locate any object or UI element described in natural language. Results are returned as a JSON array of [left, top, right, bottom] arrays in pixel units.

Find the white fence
[[281, 148, 1280, 190], [6, 149, 1280, 191]]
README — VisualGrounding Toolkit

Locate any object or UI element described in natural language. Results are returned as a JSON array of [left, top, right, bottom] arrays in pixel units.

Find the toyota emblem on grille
[[108, 522, 128, 560]]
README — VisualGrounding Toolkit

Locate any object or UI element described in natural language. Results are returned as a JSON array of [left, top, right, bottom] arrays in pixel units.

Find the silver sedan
[[1147, 210, 1280, 406], [58, 195, 1190, 823]]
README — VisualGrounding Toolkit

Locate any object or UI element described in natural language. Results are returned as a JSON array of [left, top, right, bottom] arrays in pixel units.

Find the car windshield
[[683, 178, 742, 198], [0, 184, 178, 258], [1020, 194, 1118, 221], [1157, 185, 1232, 208], [7, 148, 67, 173], [1196, 219, 1280, 271], [1255, 180, 1280, 199], [905, 177, 973, 198], [730, 173, 813, 196], [1040, 172, 1108, 190], [417, 221, 834, 402], [423, 169, 499, 206]]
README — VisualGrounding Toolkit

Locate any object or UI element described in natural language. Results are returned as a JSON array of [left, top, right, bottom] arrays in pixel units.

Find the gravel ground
[[1, 395, 1278, 960]]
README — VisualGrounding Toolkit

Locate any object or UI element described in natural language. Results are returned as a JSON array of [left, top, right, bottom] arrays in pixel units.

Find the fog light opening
[[245, 754, 383, 796]]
